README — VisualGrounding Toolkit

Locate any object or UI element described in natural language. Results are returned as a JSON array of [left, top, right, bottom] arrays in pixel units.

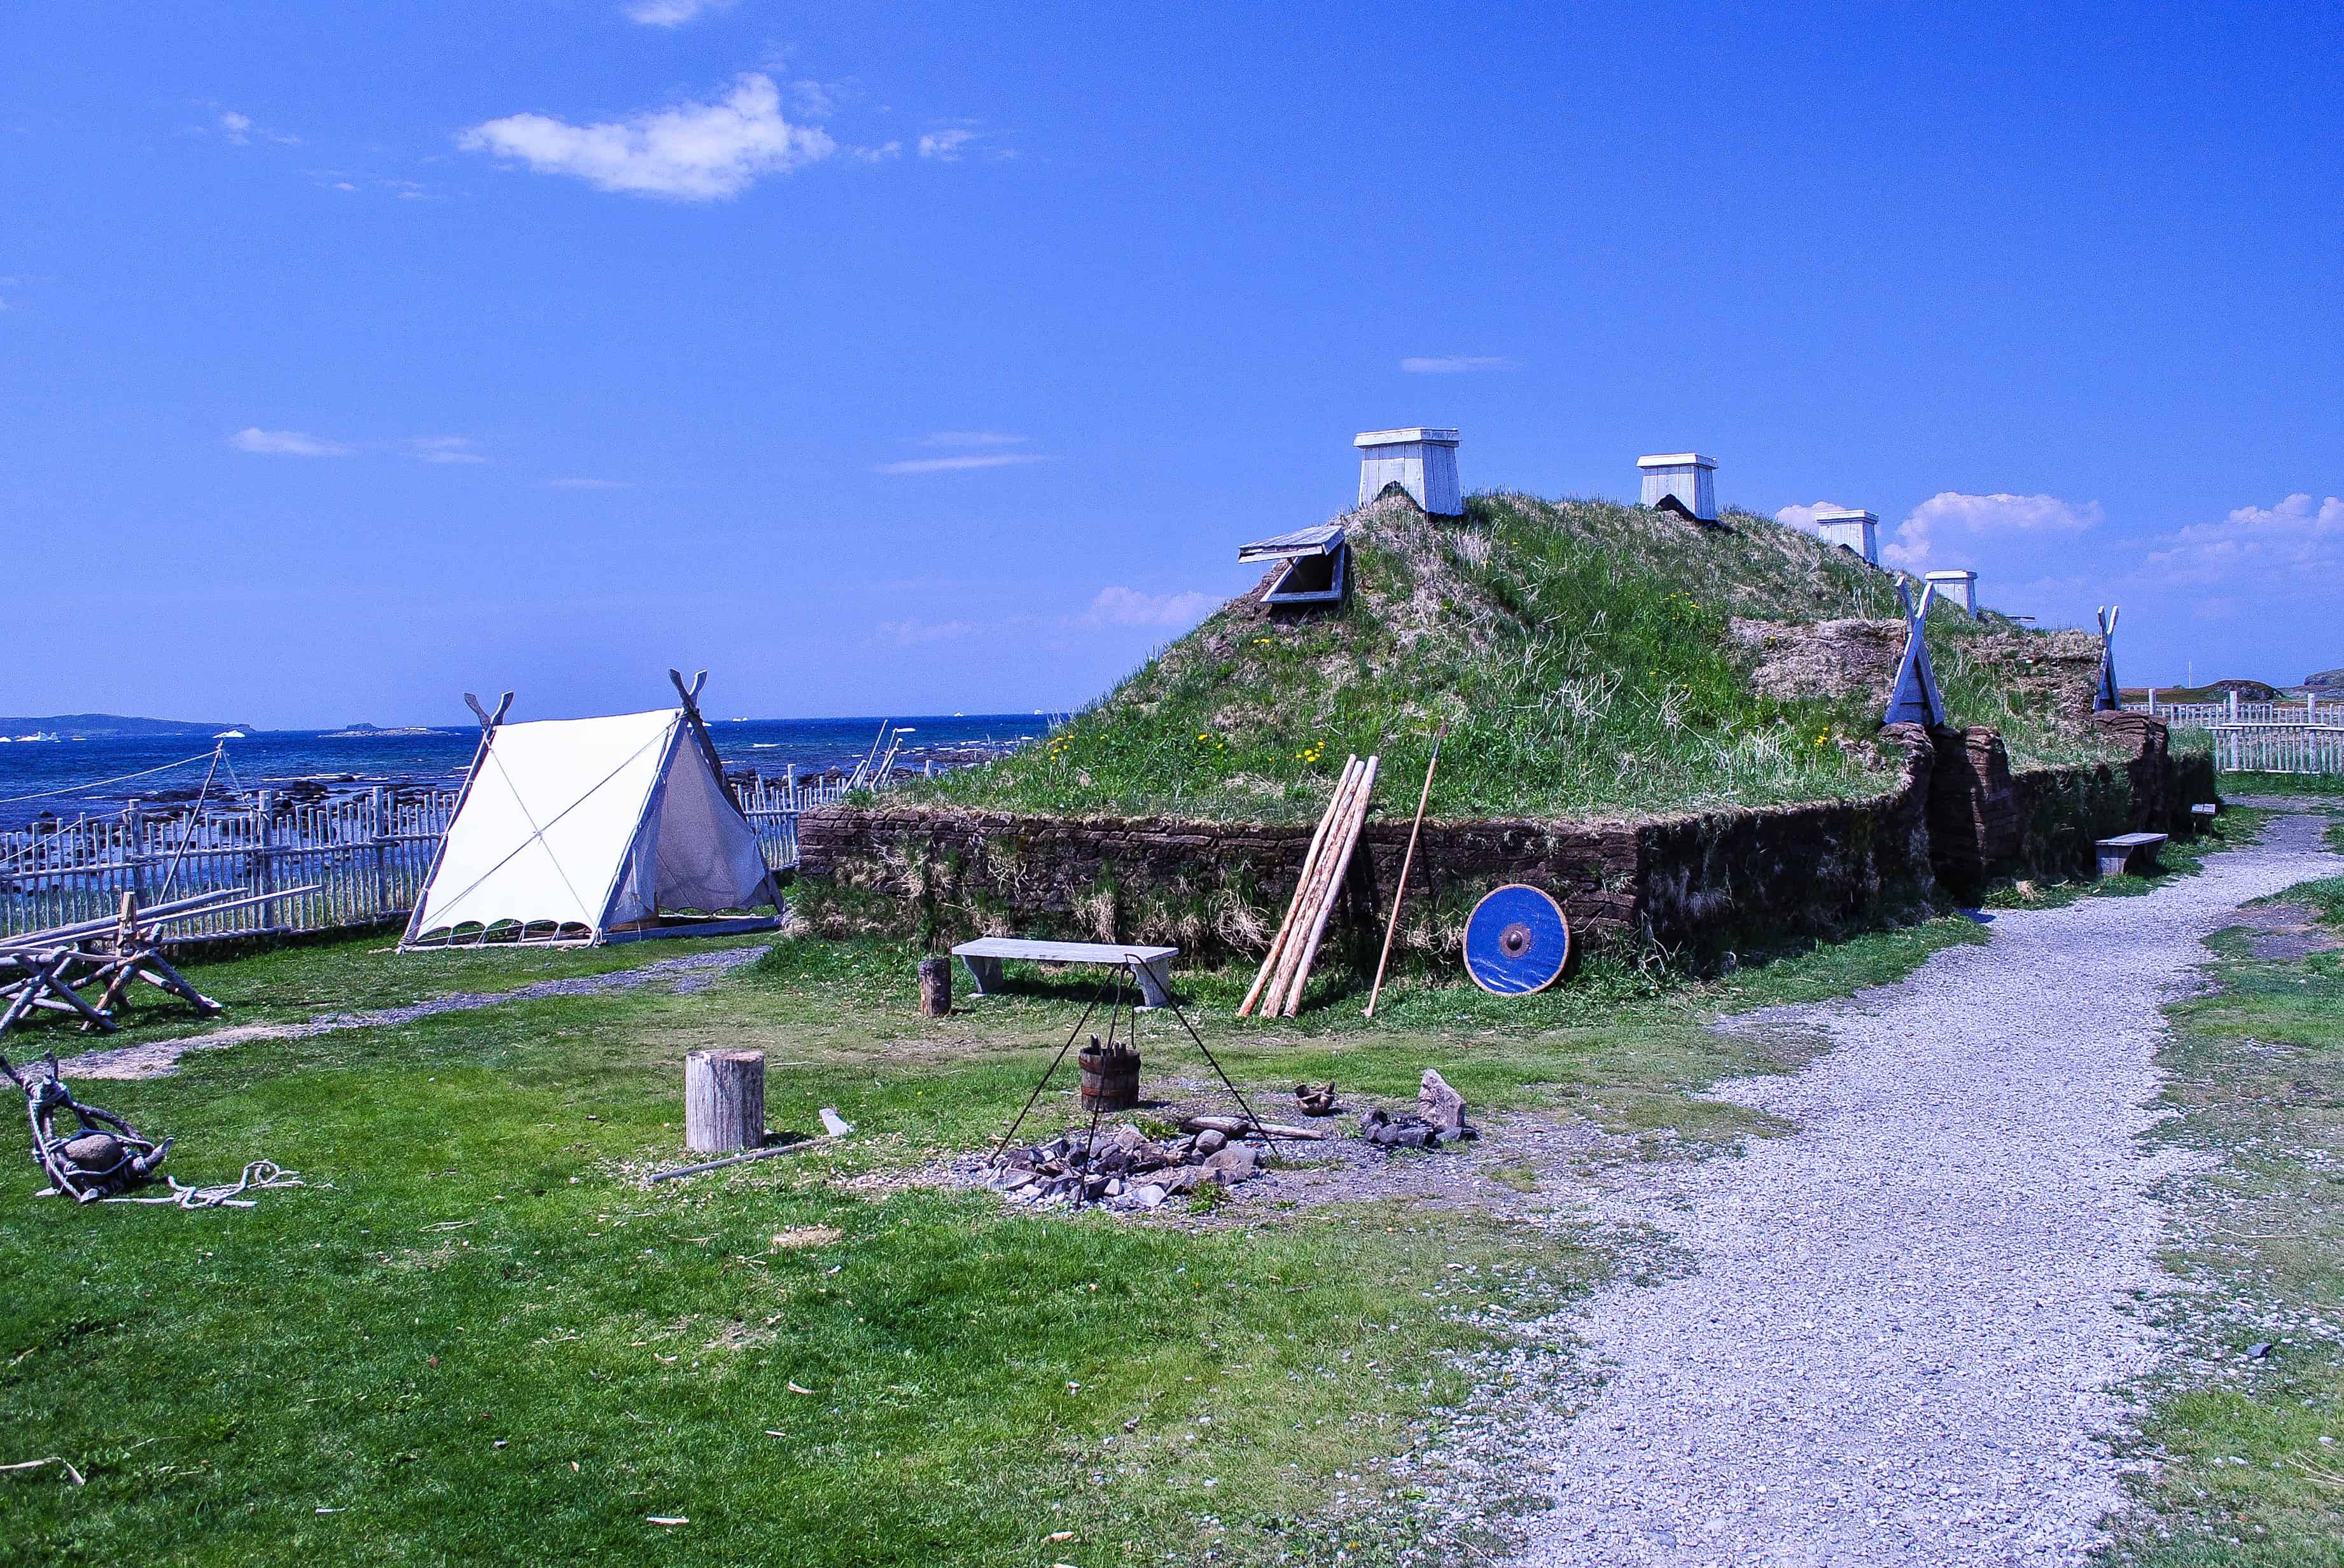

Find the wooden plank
[[1280, 754, 1378, 1017], [952, 938, 1180, 964], [1239, 757, 1360, 1018]]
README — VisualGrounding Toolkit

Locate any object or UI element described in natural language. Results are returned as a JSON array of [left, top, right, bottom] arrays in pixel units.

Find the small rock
[[59, 1132, 125, 1170], [1419, 1070, 1468, 1135], [1129, 1184, 1167, 1209], [1194, 1128, 1228, 1155], [1204, 1144, 1259, 1181]]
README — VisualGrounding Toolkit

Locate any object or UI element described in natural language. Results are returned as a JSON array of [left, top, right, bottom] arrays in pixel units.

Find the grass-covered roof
[[905, 492, 2119, 824]]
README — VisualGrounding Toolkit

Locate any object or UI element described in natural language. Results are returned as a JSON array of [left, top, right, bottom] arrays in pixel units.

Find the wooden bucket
[[1077, 1041, 1140, 1113]]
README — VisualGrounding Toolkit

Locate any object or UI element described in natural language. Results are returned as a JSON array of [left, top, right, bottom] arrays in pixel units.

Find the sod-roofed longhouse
[[795, 493, 2213, 968]]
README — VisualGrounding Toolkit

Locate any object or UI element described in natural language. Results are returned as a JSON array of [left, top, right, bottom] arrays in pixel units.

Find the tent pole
[[668, 668, 787, 913], [400, 690, 511, 949]]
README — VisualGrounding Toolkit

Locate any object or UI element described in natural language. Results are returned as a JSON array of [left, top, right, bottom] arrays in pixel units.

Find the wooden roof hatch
[[1238, 524, 1348, 606]]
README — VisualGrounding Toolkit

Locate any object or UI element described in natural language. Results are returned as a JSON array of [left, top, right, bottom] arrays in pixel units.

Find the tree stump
[[684, 1049, 765, 1153], [917, 956, 952, 1016]]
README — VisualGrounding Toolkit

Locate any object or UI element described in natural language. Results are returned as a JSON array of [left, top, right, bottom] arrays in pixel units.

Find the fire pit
[[990, 1123, 1266, 1211]]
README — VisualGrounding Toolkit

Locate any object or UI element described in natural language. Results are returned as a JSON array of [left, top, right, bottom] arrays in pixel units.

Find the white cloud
[[622, 0, 733, 24], [1773, 501, 1853, 533], [457, 73, 834, 201], [844, 141, 903, 163], [1399, 355, 1519, 375], [213, 108, 298, 146], [544, 477, 629, 490], [874, 452, 1045, 475], [877, 618, 986, 645], [1882, 490, 2102, 569], [408, 436, 486, 465], [919, 431, 1028, 448], [1084, 586, 1217, 630], [917, 128, 975, 161], [788, 80, 846, 119], [229, 427, 351, 457], [2142, 493, 2344, 586]]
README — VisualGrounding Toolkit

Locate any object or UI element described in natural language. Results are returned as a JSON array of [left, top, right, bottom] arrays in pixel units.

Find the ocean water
[[0, 714, 1051, 831]]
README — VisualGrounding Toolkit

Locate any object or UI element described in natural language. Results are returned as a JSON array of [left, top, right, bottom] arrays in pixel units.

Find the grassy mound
[[911, 492, 2121, 823]]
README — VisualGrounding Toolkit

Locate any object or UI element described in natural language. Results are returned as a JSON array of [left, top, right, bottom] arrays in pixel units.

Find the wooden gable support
[[2093, 606, 2122, 712], [1883, 579, 1949, 729]]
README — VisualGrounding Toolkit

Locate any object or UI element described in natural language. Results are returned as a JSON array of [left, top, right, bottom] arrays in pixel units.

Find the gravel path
[[62, 946, 767, 1081], [1510, 814, 2344, 1567]]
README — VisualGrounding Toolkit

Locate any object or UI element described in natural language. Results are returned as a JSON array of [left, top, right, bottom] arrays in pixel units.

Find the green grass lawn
[[2218, 772, 2344, 801], [0, 897, 2000, 1567], [2109, 872, 2344, 1564], [17, 929, 774, 1064]]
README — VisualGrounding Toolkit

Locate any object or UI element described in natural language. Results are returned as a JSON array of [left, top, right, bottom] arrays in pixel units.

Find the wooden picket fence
[[2128, 697, 2335, 727], [1, 770, 874, 945], [2207, 725, 2344, 775]]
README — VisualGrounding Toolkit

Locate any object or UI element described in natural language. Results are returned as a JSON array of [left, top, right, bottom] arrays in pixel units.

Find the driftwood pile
[[2, 1051, 170, 1202], [0, 885, 314, 1039], [1240, 754, 1380, 1019]]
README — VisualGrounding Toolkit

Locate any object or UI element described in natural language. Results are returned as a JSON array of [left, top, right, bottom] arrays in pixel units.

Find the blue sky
[[5, 1, 2338, 726]]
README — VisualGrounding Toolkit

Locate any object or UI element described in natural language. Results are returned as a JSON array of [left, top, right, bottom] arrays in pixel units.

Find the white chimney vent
[[1811, 506, 1879, 566], [1925, 569, 1979, 618], [1637, 452, 1718, 522], [1355, 427, 1462, 516]]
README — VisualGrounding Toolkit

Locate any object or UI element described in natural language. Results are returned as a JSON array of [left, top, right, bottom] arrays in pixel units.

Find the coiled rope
[[103, 1160, 303, 1210]]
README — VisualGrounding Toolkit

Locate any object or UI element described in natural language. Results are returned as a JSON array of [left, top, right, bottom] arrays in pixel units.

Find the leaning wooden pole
[[1258, 759, 1369, 1016], [1239, 757, 1358, 1018], [1364, 725, 1444, 1019], [1280, 754, 1378, 1016]]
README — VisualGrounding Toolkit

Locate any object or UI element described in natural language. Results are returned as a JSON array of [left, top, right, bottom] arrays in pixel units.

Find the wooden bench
[[2096, 831, 2168, 878], [952, 938, 1180, 1008]]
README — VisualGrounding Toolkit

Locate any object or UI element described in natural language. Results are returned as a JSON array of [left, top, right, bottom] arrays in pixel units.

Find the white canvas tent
[[402, 675, 781, 948]]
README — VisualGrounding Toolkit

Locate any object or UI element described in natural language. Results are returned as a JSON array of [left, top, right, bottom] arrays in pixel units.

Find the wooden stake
[[1364, 725, 1444, 1018], [1259, 759, 1370, 1016], [1279, 754, 1378, 1016], [1238, 757, 1359, 1017]]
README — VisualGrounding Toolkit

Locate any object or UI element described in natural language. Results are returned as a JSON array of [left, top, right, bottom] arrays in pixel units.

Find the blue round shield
[[1463, 884, 1571, 994]]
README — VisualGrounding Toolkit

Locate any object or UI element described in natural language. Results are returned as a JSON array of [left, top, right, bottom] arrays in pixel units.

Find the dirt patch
[[771, 1225, 842, 1249], [60, 947, 769, 1081], [2230, 900, 2343, 962], [914, 1076, 1636, 1232], [1729, 616, 1904, 702]]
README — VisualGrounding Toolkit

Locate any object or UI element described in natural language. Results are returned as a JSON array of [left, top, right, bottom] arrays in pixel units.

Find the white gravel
[[1510, 813, 2344, 1567]]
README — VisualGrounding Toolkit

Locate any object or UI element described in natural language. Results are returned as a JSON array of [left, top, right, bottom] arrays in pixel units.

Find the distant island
[[320, 723, 448, 739], [0, 712, 262, 740]]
